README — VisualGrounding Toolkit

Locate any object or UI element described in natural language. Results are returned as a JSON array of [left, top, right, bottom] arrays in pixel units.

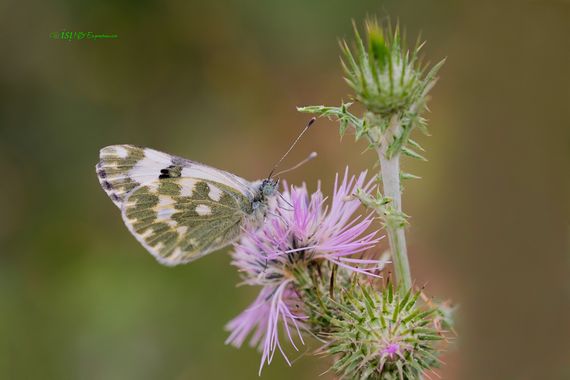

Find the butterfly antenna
[[274, 151, 318, 177], [268, 117, 316, 179]]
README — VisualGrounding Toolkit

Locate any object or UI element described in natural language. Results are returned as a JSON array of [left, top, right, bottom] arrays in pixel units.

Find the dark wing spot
[[111, 193, 120, 202], [103, 181, 113, 190], [158, 165, 182, 180], [159, 168, 169, 179], [98, 169, 107, 179]]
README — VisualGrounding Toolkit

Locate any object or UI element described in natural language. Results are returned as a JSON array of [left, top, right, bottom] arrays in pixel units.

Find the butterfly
[[96, 119, 315, 266]]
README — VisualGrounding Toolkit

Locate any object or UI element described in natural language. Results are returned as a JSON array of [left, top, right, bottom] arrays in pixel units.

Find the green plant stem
[[378, 118, 412, 291]]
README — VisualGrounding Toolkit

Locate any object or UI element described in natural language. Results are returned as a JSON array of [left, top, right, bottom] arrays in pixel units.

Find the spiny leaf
[[400, 172, 421, 180], [408, 138, 425, 152], [402, 146, 427, 161]]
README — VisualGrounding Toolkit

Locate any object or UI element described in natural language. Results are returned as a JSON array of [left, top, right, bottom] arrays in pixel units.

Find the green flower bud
[[341, 20, 431, 117], [327, 281, 444, 379]]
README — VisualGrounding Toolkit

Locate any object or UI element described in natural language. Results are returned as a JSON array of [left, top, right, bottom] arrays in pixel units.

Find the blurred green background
[[1, 1, 568, 379]]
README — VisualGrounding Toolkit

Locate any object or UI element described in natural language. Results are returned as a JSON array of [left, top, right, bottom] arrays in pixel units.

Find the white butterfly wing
[[96, 145, 258, 265]]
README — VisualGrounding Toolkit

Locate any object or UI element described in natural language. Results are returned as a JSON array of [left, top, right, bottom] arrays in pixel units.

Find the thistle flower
[[326, 281, 444, 380], [225, 169, 384, 373]]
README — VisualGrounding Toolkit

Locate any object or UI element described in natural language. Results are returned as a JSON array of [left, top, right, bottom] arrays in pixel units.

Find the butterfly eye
[[262, 181, 277, 197]]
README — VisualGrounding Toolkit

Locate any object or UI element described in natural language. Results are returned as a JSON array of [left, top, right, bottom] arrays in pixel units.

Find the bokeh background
[[1, 1, 568, 379]]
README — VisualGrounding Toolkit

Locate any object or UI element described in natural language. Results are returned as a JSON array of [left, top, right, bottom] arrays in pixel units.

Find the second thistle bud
[[335, 19, 445, 159], [327, 281, 444, 379], [342, 20, 424, 117]]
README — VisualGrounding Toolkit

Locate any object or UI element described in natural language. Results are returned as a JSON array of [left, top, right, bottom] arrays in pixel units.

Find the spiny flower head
[[341, 19, 443, 118], [327, 281, 444, 380], [226, 169, 384, 373]]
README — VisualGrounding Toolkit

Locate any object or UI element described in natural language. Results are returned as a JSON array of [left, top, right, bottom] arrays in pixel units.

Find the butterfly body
[[96, 145, 278, 266]]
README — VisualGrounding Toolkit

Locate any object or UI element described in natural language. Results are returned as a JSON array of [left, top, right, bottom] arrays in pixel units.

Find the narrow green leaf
[[400, 172, 421, 180], [402, 146, 427, 161], [408, 138, 425, 151]]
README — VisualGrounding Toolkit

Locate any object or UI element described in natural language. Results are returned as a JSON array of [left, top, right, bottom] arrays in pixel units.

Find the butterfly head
[[251, 178, 279, 216], [260, 178, 279, 198]]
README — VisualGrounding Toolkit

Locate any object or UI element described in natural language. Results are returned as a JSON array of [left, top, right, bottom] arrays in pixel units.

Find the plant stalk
[[378, 118, 412, 291]]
